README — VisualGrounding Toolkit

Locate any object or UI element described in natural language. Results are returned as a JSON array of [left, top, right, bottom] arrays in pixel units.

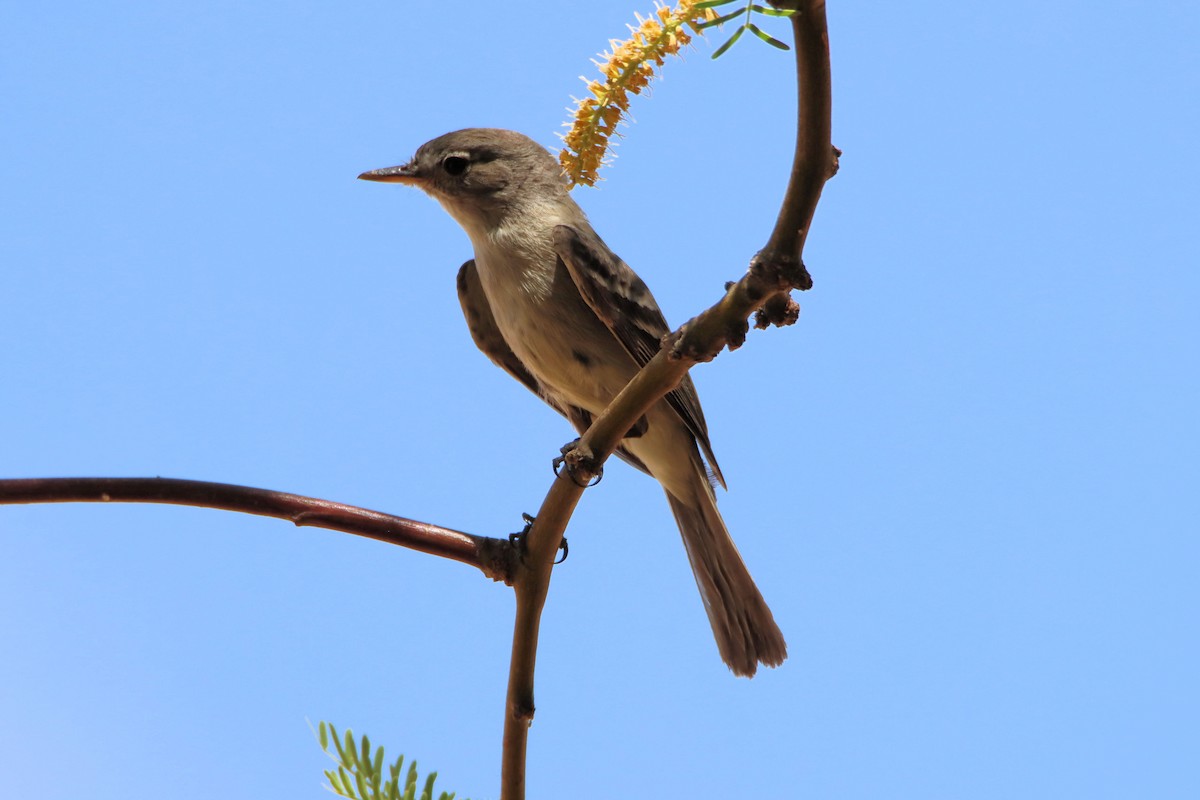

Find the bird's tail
[[665, 463, 787, 677]]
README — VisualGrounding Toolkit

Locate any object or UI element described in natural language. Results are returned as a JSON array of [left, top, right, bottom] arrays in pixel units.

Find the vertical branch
[[500, 471, 592, 800], [756, 0, 834, 289], [497, 3, 835, 798]]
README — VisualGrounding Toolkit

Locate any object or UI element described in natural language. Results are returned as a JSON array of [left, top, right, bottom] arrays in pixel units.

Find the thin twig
[[0, 477, 515, 582], [498, 3, 834, 798]]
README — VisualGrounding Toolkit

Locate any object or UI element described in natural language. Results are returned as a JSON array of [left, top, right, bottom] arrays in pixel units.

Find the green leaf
[[317, 729, 465, 800], [331, 726, 348, 763], [749, 3, 796, 16], [711, 25, 746, 58], [747, 22, 790, 49], [695, 0, 739, 7], [403, 762, 417, 800], [338, 766, 357, 799], [699, 8, 747, 28], [325, 770, 341, 793], [373, 746, 385, 782]]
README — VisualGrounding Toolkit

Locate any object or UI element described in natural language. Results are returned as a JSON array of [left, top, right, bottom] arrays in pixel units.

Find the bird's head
[[358, 128, 571, 235]]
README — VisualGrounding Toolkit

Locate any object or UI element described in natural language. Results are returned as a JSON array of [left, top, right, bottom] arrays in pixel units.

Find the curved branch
[[2, 7, 835, 798], [499, 3, 835, 798], [0, 477, 515, 583], [758, 0, 835, 283]]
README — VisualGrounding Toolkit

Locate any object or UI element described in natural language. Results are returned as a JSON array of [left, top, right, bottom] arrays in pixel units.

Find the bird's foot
[[552, 439, 603, 488], [508, 513, 569, 564]]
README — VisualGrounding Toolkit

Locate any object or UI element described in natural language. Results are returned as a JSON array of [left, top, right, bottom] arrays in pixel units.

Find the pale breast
[[472, 238, 638, 415]]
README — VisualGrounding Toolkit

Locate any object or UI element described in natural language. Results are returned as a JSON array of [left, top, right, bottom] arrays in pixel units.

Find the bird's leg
[[624, 415, 649, 439]]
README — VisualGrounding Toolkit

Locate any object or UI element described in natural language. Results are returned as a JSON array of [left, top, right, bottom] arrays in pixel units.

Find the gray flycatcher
[[359, 128, 785, 676]]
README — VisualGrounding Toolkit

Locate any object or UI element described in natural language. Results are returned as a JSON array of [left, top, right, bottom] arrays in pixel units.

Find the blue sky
[[2, 3, 1197, 798]]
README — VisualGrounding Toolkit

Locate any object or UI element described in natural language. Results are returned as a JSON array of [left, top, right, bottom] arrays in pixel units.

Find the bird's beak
[[357, 163, 422, 185]]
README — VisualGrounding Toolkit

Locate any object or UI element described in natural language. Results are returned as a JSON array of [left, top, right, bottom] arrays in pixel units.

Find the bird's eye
[[442, 156, 469, 176]]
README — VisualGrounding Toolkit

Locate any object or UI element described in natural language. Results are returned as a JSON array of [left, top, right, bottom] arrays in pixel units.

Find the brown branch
[[759, 0, 836, 284], [499, 3, 835, 798], [4, 8, 834, 798], [0, 477, 516, 583]]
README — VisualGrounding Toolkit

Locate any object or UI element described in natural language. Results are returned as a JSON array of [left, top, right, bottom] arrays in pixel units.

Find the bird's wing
[[552, 225, 725, 488], [457, 259, 546, 401], [456, 259, 653, 477]]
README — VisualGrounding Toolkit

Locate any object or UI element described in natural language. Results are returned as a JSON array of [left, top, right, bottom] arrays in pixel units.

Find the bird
[[359, 128, 785, 676]]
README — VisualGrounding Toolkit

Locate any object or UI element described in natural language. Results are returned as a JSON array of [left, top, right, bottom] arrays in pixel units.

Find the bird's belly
[[481, 283, 627, 415], [505, 302, 632, 413]]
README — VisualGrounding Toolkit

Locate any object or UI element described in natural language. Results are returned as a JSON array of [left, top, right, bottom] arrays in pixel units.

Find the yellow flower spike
[[559, 0, 712, 187]]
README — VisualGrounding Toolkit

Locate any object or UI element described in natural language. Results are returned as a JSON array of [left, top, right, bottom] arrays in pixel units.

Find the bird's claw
[[552, 439, 603, 488], [507, 512, 536, 549], [508, 513, 569, 564]]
